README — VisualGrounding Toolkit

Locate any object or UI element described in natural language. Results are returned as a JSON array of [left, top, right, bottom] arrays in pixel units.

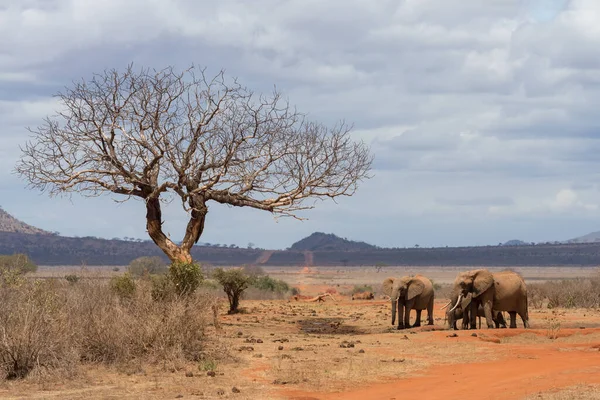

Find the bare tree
[[15, 65, 373, 263]]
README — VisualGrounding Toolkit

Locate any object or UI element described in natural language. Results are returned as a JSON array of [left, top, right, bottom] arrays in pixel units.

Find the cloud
[[3, 0, 600, 250]]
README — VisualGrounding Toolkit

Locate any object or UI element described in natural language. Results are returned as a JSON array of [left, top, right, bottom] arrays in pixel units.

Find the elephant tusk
[[440, 301, 452, 310], [449, 294, 463, 312]]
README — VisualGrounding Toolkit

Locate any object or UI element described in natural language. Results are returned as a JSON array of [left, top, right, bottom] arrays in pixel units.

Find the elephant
[[382, 274, 434, 330], [442, 292, 507, 330], [352, 291, 375, 300], [449, 269, 530, 329]]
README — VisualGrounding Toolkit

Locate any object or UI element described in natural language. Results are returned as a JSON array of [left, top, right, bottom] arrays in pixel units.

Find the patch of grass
[[198, 359, 217, 372]]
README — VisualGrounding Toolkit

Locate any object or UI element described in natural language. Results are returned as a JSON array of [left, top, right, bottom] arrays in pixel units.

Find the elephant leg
[[460, 310, 468, 330], [413, 309, 422, 327], [469, 301, 478, 329], [497, 312, 507, 328], [427, 296, 434, 325], [397, 300, 405, 330], [508, 311, 517, 328], [482, 299, 495, 329], [518, 308, 530, 329], [459, 307, 469, 329]]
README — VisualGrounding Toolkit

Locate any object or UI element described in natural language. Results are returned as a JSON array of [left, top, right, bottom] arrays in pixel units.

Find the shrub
[[0, 278, 212, 379], [200, 279, 220, 290], [213, 268, 254, 314], [64, 274, 80, 284], [128, 256, 168, 276], [0, 253, 37, 274], [528, 276, 600, 309], [252, 275, 290, 294], [0, 281, 76, 379], [169, 261, 202, 296], [290, 287, 301, 296], [72, 280, 209, 365], [150, 274, 176, 302], [109, 273, 136, 299], [351, 284, 374, 295]]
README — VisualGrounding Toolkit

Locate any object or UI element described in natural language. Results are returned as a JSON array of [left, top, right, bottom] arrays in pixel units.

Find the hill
[[0, 207, 51, 235], [290, 232, 377, 251], [502, 239, 528, 246], [565, 231, 600, 244], [2, 207, 600, 267]]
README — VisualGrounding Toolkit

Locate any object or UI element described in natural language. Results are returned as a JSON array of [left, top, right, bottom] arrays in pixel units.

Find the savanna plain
[[2, 265, 600, 400]]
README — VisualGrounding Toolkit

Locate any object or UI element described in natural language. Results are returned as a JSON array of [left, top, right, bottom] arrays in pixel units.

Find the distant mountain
[[565, 231, 600, 244], [502, 239, 528, 246], [290, 232, 378, 252], [0, 207, 51, 235]]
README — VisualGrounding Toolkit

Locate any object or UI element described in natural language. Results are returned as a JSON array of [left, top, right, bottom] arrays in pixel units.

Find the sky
[[2, 0, 600, 250]]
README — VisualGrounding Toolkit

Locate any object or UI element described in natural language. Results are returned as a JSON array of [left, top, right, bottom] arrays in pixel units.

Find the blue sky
[[2, 0, 600, 249]]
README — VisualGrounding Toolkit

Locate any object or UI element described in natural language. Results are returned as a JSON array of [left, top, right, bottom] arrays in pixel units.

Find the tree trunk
[[180, 195, 208, 253], [229, 293, 240, 314], [145, 197, 194, 263]]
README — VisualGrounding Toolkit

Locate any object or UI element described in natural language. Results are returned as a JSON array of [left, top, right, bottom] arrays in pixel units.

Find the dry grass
[[528, 274, 600, 309], [0, 277, 215, 380], [2, 265, 600, 398]]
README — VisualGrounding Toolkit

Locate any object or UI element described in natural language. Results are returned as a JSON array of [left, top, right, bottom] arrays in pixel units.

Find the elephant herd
[[382, 269, 530, 330]]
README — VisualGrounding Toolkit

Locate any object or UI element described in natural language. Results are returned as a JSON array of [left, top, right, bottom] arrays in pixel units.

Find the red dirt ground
[[283, 330, 600, 399]]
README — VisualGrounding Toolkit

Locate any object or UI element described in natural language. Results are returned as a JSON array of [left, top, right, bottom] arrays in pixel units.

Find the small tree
[[0, 254, 38, 274], [15, 65, 373, 264], [213, 268, 254, 314], [128, 256, 168, 276]]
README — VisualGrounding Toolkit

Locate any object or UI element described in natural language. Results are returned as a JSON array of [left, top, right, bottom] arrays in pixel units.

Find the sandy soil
[[5, 265, 600, 399]]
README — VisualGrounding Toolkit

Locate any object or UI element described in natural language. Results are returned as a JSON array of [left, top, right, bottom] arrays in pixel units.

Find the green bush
[[213, 268, 254, 314], [252, 275, 290, 294], [0, 253, 37, 274], [128, 256, 168, 276], [169, 261, 202, 296], [290, 287, 301, 296], [109, 273, 136, 299]]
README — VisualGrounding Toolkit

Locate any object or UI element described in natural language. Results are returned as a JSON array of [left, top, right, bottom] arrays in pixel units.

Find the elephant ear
[[382, 277, 395, 297], [473, 269, 494, 298], [407, 278, 425, 300], [461, 292, 473, 309]]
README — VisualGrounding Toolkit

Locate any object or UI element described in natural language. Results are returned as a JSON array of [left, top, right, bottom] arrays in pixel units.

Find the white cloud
[[3, 0, 600, 249]]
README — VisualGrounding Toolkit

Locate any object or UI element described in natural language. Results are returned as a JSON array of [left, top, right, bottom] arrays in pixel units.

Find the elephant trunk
[[449, 293, 463, 312], [391, 299, 397, 325]]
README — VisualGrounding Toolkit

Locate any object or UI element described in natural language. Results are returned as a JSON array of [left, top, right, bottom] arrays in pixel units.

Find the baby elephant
[[352, 291, 375, 300], [443, 293, 507, 330]]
